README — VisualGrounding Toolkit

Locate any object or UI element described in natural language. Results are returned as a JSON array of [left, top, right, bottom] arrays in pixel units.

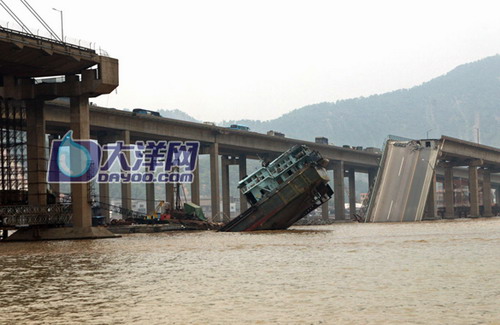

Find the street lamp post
[[426, 129, 433, 139], [52, 8, 64, 42]]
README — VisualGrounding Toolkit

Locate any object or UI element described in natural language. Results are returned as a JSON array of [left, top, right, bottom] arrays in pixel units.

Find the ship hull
[[220, 165, 333, 232]]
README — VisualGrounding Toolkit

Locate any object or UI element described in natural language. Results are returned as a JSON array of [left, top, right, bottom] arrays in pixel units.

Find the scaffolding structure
[[0, 100, 27, 205]]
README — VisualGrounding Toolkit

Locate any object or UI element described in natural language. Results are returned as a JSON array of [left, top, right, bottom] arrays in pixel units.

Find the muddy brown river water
[[0, 218, 499, 324]]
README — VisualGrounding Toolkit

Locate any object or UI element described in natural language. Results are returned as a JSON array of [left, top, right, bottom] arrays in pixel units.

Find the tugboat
[[220, 145, 333, 232]]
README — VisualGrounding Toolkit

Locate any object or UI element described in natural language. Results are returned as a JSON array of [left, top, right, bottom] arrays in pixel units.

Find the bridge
[[0, 25, 118, 239], [1, 25, 500, 240], [43, 101, 500, 224]]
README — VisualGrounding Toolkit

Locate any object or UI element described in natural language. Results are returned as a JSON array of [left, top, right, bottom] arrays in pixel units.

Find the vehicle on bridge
[[132, 108, 161, 117], [267, 130, 285, 137], [220, 145, 333, 232], [229, 124, 250, 131]]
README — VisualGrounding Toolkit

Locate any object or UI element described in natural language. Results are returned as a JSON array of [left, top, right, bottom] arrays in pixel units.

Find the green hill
[[227, 55, 500, 148]]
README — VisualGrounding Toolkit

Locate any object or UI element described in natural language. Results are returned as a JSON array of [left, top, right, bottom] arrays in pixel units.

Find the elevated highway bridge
[[43, 101, 500, 223]]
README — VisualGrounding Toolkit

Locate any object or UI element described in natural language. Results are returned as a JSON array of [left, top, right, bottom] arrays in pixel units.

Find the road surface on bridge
[[368, 140, 439, 222]]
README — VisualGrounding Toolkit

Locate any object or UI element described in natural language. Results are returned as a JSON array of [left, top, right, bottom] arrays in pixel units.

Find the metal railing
[[0, 19, 110, 56], [0, 204, 72, 226]]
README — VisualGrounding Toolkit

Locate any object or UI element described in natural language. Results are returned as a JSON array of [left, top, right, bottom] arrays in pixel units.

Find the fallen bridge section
[[366, 139, 440, 222]]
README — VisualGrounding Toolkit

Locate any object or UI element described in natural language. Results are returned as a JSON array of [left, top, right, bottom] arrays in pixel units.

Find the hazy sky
[[2, 0, 500, 122]]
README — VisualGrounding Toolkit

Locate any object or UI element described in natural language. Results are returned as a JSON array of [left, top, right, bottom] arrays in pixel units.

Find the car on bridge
[[132, 108, 161, 117]]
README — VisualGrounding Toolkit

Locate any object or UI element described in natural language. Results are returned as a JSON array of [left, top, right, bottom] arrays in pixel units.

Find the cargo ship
[[220, 145, 333, 232]]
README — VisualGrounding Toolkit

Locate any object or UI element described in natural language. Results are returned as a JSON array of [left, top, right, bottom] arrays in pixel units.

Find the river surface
[[0, 218, 499, 324]]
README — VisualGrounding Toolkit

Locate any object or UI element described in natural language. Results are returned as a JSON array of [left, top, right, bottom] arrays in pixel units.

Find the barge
[[220, 145, 333, 232]]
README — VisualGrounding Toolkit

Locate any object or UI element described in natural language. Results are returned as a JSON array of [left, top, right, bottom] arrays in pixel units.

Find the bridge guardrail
[[0, 204, 72, 226]]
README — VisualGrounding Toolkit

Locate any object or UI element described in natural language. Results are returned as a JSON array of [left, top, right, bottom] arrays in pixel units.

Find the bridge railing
[[0, 20, 110, 56], [0, 204, 72, 226]]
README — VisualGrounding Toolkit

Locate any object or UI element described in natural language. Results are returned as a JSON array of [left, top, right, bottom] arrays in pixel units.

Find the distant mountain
[[224, 55, 500, 148], [130, 56, 500, 149], [157, 109, 199, 122]]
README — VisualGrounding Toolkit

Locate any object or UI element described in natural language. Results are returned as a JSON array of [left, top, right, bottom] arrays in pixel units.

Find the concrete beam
[[440, 136, 500, 166], [43, 102, 380, 169]]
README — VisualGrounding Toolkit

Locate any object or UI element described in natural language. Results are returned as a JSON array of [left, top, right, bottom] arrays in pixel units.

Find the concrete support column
[[209, 143, 220, 221], [48, 135, 60, 202], [333, 161, 345, 220], [348, 168, 356, 217], [120, 130, 132, 213], [469, 165, 480, 217], [190, 166, 200, 205], [98, 147, 110, 223], [321, 197, 329, 220], [26, 100, 47, 206], [146, 182, 155, 215], [70, 96, 91, 228], [496, 185, 500, 206], [444, 166, 454, 218], [425, 171, 437, 219], [368, 168, 377, 192], [482, 169, 492, 217], [221, 156, 230, 222], [239, 155, 247, 214], [165, 183, 174, 209]]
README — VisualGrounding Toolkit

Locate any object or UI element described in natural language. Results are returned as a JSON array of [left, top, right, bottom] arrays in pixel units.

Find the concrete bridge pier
[[424, 171, 437, 219], [9, 95, 116, 240], [210, 143, 220, 222], [368, 168, 377, 192], [98, 140, 110, 222], [496, 185, 500, 207], [120, 130, 132, 214], [239, 155, 247, 214], [321, 198, 329, 220], [482, 168, 492, 217], [143, 146, 155, 216], [69, 95, 92, 228], [146, 182, 155, 217], [26, 100, 47, 206], [48, 134, 61, 202], [190, 165, 200, 205], [444, 166, 455, 218], [348, 168, 356, 218], [165, 182, 174, 209], [221, 156, 231, 223], [468, 163, 480, 217], [333, 161, 345, 220]]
